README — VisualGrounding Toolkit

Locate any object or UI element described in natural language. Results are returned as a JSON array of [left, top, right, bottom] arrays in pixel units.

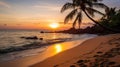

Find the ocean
[[0, 30, 75, 49], [0, 30, 97, 62]]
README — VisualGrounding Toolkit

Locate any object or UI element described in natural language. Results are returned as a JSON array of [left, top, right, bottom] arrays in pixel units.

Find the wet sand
[[31, 34, 120, 67]]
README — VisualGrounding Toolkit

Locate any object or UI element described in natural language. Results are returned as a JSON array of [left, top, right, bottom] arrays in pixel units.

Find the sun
[[49, 23, 59, 29]]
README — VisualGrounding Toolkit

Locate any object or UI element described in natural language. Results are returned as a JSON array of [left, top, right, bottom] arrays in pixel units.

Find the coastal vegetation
[[60, 0, 120, 34]]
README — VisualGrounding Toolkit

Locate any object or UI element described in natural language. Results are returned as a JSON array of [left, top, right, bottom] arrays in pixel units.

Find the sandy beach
[[31, 34, 120, 67], [0, 34, 120, 67], [0, 0, 120, 67]]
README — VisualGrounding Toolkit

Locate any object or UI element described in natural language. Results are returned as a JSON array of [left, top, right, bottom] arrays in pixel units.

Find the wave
[[0, 38, 72, 54]]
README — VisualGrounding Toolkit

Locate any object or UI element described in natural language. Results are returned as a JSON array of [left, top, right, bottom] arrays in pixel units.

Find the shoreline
[[31, 34, 120, 67], [0, 34, 96, 67], [0, 34, 120, 67]]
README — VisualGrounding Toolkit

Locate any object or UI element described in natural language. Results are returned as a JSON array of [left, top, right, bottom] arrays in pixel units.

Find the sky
[[0, 0, 120, 30]]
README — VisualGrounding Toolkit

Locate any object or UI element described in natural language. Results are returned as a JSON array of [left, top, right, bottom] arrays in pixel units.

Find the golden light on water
[[55, 44, 62, 53], [52, 33, 58, 39], [49, 23, 59, 29]]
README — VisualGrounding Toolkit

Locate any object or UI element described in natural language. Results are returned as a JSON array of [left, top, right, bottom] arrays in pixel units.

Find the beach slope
[[31, 34, 120, 67]]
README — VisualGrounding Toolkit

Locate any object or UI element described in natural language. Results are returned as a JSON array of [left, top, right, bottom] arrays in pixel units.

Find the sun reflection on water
[[55, 44, 62, 53], [52, 33, 57, 39]]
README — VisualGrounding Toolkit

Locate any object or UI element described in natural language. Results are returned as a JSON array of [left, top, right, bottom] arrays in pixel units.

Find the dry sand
[[31, 34, 120, 67]]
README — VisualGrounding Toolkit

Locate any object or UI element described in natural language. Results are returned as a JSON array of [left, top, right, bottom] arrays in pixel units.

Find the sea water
[[0, 30, 74, 49], [0, 30, 97, 62]]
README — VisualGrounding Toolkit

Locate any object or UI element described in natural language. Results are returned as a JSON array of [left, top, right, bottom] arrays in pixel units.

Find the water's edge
[[0, 34, 97, 63]]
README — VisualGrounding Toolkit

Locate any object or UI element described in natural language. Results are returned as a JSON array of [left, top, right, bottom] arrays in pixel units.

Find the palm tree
[[105, 8, 116, 20], [61, 0, 120, 32], [101, 8, 120, 29]]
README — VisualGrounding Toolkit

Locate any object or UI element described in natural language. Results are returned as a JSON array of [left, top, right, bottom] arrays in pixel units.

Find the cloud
[[32, 4, 60, 11], [0, 1, 11, 8]]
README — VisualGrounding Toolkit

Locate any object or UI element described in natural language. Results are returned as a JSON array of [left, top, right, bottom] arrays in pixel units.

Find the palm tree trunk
[[83, 10, 120, 33]]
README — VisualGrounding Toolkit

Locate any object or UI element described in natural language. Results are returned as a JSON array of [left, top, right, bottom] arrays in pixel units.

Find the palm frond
[[86, 7, 105, 17], [72, 17, 78, 28], [86, 1, 93, 7], [85, 7, 94, 17], [61, 3, 75, 13], [78, 12, 82, 28], [64, 9, 78, 24], [92, 0, 103, 2], [78, 12, 82, 24], [93, 3, 108, 9], [73, 12, 82, 28], [72, 0, 76, 3]]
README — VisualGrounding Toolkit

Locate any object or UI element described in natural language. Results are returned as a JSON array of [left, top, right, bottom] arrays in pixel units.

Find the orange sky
[[0, 0, 120, 31]]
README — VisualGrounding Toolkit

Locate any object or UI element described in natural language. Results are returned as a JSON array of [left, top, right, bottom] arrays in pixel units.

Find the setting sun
[[49, 23, 59, 29]]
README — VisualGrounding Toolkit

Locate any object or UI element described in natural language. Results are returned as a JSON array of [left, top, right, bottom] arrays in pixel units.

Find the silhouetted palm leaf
[[72, 12, 82, 28], [93, 3, 108, 9], [105, 8, 116, 19], [61, 3, 75, 13], [64, 9, 78, 24], [86, 7, 94, 17], [86, 7, 105, 17], [73, 16, 78, 28], [92, 0, 103, 2], [78, 12, 82, 28]]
